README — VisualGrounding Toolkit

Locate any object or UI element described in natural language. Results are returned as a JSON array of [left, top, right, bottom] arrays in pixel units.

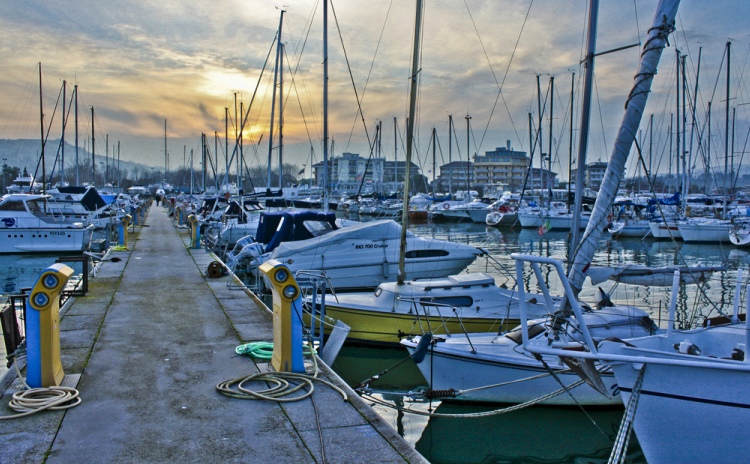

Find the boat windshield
[[304, 220, 336, 237], [0, 200, 27, 211], [26, 200, 42, 213]]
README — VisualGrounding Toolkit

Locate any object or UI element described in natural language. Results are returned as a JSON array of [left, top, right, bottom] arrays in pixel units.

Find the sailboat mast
[[568, 0, 680, 295], [448, 115, 453, 196], [91, 106, 95, 184], [536, 75, 542, 200], [278, 43, 284, 188], [267, 10, 284, 188], [675, 49, 681, 196], [323, 0, 329, 210], [569, 0, 598, 254], [39, 63, 46, 194], [393, 117, 397, 186], [681, 54, 687, 208], [398, 0, 424, 285], [465, 114, 471, 193], [567, 72, 574, 213], [432, 127, 436, 196], [62, 79, 66, 185], [548, 76, 554, 198], [724, 40, 731, 210], [75, 84, 79, 185]]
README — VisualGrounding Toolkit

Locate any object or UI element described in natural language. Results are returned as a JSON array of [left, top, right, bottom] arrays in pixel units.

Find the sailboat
[[497, 3, 750, 463], [298, 0, 554, 344], [402, 0, 681, 406]]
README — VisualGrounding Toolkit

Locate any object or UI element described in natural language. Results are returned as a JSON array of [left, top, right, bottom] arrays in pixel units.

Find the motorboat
[[0, 193, 95, 253], [6, 168, 42, 194], [430, 198, 490, 223], [201, 198, 264, 249], [249, 218, 482, 292], [306, 272, 559, 344], [225, 210, 340, 273]]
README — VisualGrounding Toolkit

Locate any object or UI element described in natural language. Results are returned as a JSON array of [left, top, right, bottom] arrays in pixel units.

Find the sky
[[0, 0, 748, 183]]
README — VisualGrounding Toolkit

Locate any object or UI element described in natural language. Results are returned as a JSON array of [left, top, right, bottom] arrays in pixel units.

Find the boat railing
[[295, 272, 337, 349], [511, 252, 750, 371]]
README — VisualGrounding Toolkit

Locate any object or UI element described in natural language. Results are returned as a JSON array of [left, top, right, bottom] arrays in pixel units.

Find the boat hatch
[[505, 322, 546, 345]]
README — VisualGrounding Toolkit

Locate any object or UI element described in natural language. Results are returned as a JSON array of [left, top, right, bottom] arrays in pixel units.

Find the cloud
[[0, 0, 747, 180]]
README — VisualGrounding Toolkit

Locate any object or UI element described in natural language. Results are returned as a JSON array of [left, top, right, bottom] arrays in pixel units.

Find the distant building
[[434, 140, 557, 195], [311, 152, 421, 195], [571, 161, 608, 190], [435, 161, 473, 194], [472, 141, 530, 192]]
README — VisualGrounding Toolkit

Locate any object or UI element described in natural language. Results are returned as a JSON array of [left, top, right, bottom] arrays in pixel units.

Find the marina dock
[[0, 204, 427, 463]]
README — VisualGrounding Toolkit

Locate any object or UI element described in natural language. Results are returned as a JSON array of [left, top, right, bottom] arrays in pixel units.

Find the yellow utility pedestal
[[26, 263, 74, 388], [188, 214, 201, 248], [259, 260, 305, 373], [118, 214, 132, 247]]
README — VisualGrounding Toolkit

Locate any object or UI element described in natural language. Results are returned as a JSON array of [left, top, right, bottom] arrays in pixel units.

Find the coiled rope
[[0, 356, 81, 420], [217, 344, 348, 403]]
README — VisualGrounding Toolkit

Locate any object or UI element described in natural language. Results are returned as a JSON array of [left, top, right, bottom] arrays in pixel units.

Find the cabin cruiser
[[0, 193, 95, 253], [232, 212, 482, 292], [6, 168, 42, 194]]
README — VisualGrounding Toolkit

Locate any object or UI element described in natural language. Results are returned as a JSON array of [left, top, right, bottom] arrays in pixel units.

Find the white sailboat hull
[[677, 219, 732, 243], [598, 327, 750, 464], [402, 334, 620, 406], [648, 220, 682, 239], [518, 211, 589, 230]]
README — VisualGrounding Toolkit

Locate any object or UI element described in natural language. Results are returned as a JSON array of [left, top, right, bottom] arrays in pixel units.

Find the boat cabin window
[[419, 296, 473, 308], [304, 220, 335, 237], [405, 249, 450, 259], [0, 201, 28, 211], [27, 200, 43, 213]]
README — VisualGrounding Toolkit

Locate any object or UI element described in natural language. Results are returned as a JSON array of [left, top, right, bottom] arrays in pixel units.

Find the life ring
[[442, 203, 450, 210]]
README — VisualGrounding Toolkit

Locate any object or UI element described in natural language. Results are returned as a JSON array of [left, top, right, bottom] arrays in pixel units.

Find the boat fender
[[207, 261, 224, 278], [411, 333, 433, 364], [673, 340, 701, 355]]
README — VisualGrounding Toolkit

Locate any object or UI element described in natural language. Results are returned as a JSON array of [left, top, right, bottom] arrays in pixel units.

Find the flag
[[537, 219, 551, 236], [297, 168, 305, 176]]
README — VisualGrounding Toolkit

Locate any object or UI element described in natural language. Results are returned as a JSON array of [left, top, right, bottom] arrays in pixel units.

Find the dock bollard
[[26, 263, 74, 388], [175, 206, 183, 226], [132, 206, 140, 226], [258, 260, 305, 373], [188, 214, 201, 249], [118, 214, 132, 248], [139, 205, 145, 224]]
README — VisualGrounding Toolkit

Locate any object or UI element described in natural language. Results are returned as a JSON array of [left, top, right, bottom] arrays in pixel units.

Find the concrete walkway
[[0, 204, 426, 463]]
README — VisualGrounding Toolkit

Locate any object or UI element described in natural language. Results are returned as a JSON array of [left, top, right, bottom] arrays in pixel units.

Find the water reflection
[[415, 403, 645, 464]]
